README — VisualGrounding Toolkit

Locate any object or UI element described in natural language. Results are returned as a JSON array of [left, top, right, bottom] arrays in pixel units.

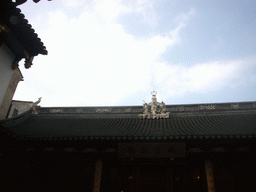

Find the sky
[[13, 0, 256, 107]]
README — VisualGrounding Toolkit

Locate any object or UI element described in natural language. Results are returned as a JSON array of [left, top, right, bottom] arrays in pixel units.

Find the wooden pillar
[[93, 160, 103, 192], [205, 161, 215, 192]]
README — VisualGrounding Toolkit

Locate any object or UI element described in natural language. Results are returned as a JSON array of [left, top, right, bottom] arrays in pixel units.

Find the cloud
[[175, 8, 195, 23], [15, 0, 183, 106], [14, 1, 255, 107], [135, 0, 159, 26], [93, 0, 130, 22], [120, 0, 159, 26], [63, 0, 84, 7], [153, 57, 256, 101]]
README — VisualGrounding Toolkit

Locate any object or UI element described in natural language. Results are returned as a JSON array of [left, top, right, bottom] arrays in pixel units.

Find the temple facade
[[1, 94, 256, 192]]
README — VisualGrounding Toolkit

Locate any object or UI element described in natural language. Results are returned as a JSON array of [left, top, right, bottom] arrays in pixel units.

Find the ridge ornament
[[139, 91, 170, 119]]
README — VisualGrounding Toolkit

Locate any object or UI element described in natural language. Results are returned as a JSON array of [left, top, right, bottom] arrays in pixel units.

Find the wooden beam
[[93, 160, 102, 192], [205, 161, 215, 192]]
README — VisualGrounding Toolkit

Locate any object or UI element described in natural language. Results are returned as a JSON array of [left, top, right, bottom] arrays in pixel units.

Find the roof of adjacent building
[[0, 1, 47, 58], [1, 101, 256, 141]]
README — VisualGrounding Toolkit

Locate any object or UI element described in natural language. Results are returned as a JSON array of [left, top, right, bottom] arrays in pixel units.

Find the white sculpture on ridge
[[139, 91, 170, 119], [32, 97, 42, 114]]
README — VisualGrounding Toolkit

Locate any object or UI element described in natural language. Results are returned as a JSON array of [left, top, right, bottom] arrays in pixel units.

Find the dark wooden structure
[[1, 102, 256, 191]]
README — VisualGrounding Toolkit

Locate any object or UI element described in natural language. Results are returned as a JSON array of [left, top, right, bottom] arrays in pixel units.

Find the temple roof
[[1, 101, 256, 141], [0, 1, 47, 59]]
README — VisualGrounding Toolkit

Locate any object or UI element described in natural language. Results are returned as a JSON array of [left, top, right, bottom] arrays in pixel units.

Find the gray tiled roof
[[1, 1, 47, 57], [1, 109, 256, 140]]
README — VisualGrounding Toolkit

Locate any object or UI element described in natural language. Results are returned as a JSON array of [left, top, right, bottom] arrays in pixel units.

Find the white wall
[[0, 43, 22, 119], [0, 43, 15, 104]]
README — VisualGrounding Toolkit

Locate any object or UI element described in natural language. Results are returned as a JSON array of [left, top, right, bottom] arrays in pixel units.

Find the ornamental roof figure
[[151, 91, 157, 103], [32, 97, 42, 114], [139, 91, 170, 119]]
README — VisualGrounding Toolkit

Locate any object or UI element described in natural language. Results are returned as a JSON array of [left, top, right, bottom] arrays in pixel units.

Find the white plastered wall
[[0, 43, 22, 119]]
